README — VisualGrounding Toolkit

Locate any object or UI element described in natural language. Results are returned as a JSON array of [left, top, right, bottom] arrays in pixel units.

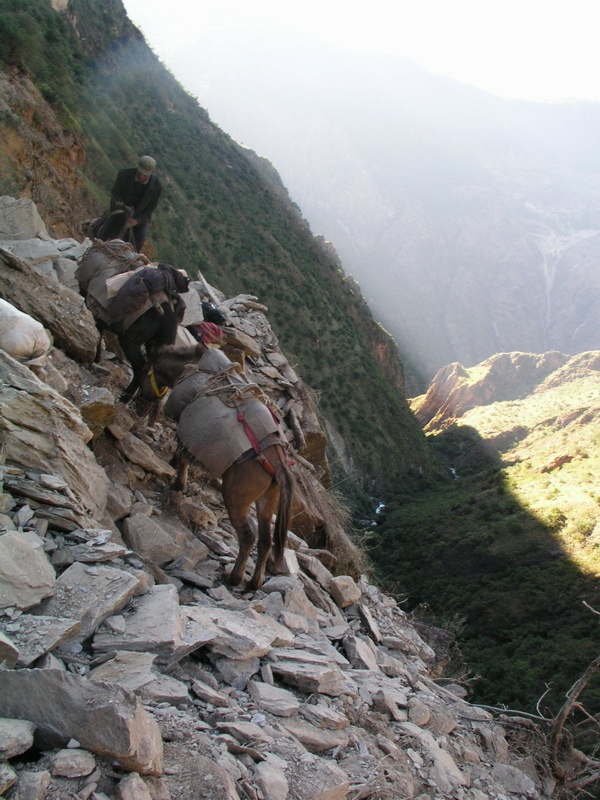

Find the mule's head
[[98, 203, 135, 242], [134, 342, 207, 416]]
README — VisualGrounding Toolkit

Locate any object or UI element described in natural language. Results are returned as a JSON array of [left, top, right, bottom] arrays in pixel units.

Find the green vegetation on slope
[[0, 0, 445, 492], [370, 362, 600, 714]]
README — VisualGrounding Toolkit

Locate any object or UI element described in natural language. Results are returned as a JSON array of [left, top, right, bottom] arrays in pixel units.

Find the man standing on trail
[[110, 155, 162, 253]]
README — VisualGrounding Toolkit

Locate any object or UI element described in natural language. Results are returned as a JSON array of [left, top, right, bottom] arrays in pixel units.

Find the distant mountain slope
[[0, 0, 445, 492], [370, 351, 600, 711], [172, 31, 600, 389]]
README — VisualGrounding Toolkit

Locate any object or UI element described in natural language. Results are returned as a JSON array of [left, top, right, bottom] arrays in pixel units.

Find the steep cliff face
[[0, 70, 95, 237], [411, 351, 570, 431]]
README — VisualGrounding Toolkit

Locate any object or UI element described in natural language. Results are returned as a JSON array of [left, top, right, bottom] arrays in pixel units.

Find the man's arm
[[134, 180, 162, 225], [110, 170, 126, 211]]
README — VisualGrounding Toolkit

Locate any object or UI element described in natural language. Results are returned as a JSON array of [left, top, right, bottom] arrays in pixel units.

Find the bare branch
[[550, 655, 600, 780], [583, 600, 600, 617], [536, 684, 553, 717], [472, 703, 551, 724]]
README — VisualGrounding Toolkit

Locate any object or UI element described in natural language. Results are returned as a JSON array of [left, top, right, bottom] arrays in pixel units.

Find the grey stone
[[50, 748, 96, 777], [380, 627, 436, 663], [138, 674, 190, 705], [299, 704, 349, 730], [34, 562, 141, 639], [0, 628, 19, 668], [117, 772, 154, 800], [123, 514, 182, 566], [0, 530, 55, 611], [271, 740, 350, 800], [0, 197, 49, 240], [296, 551, 333, 589], [280, 547, 299, 575], [51, 540, 128, 567], [270, 659, 357, 697], [90, 651, 158, 693], [280, 719, 350, 753], [408, 697, 431, 727], [7, 768, 50, 799], [0, 761, 17, 794], [0, 613, 80, 667], [357, 603, 381, 642], [248, 680, 300, 717], [0, 248, 99, 363], [280, 609, 309, 634], [373, 689, 406, 721], [191, 679, 231, 707], [106, 483, 134, 522], [284, 583, 318, 620], [116, 434, 176, 478], [0, 352, 108, 523], [161, 743, 240, 800], [216, 721, 273, 745], [329, 576, 362, 608], [342, 633, 381, 672], [0, 668, 163, 775], [493, 763, 537, 796], [185, 606, 282, 660], [0, 717, 36, 758], [261, 591, 285, 619], [93, 585, 216, 666], [261, 576, 299, 594], [254, 759, 289, 800], [213, 656, 260, 690]]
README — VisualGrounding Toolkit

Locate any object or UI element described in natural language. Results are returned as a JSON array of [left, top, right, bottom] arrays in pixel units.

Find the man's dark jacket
[[110, 168, 162, 226]]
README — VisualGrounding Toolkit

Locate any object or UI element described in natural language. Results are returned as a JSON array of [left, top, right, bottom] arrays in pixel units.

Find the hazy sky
[[123, 0, 600, 104]]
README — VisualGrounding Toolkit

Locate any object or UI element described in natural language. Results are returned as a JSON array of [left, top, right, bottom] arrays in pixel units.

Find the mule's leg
[[118, 339, 146, 402], [246, 482, 280, 592], [171, 443, 190, 492], [93, 321, 106, 364], [222, 462, 272, 587]]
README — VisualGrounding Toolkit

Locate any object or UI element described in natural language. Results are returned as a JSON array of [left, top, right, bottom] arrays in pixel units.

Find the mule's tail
[[272, 449, 295, 571]]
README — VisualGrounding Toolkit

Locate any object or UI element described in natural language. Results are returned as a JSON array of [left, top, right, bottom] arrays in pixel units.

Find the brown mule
[[137, 344, 295, 590]]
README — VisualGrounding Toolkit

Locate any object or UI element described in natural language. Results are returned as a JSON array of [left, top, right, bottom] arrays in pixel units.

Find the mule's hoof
[[119, 392, 133, 404], [225, 570, 243, 587]]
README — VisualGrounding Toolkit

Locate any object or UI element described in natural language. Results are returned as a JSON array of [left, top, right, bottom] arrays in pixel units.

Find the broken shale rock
[[0, 669, 163, 775]]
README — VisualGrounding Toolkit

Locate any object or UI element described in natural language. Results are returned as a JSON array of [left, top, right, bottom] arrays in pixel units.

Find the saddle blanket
[[165, 348, 280, 477]]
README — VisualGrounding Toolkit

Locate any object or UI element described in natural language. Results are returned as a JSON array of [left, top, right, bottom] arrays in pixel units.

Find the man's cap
[[137, 156, 156, 176]]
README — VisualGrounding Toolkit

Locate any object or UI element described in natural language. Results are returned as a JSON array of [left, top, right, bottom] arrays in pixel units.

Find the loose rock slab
[[0, 530, 55, 611], [248, 680, 300, 717], [0, 669, 163, 775], [0, 613, 80, 667], [93, 584, 217, 666], [270, 660, 357, 697], [0, 717, 36, 759], [34, 562, 141, 638]]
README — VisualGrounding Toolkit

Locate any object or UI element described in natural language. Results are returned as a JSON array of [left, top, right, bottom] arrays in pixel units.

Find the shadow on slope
[[369, 424, 600, 716]]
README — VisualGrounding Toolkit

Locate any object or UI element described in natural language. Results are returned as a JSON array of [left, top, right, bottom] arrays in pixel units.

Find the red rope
[[237, 410, 276, 478]]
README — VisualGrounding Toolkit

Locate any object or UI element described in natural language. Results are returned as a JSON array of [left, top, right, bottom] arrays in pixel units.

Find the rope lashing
[[147, 365, 168, 399]]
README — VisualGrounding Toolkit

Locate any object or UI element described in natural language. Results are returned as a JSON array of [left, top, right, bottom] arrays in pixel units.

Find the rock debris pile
[[0, 199, 552, 799]]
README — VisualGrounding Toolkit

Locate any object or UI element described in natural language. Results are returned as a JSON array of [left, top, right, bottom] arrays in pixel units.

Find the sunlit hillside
[[370, 352, 600, 712]]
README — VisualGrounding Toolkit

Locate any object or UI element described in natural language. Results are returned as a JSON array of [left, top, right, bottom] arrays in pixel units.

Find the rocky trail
[[0, 198, 551, 800]]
